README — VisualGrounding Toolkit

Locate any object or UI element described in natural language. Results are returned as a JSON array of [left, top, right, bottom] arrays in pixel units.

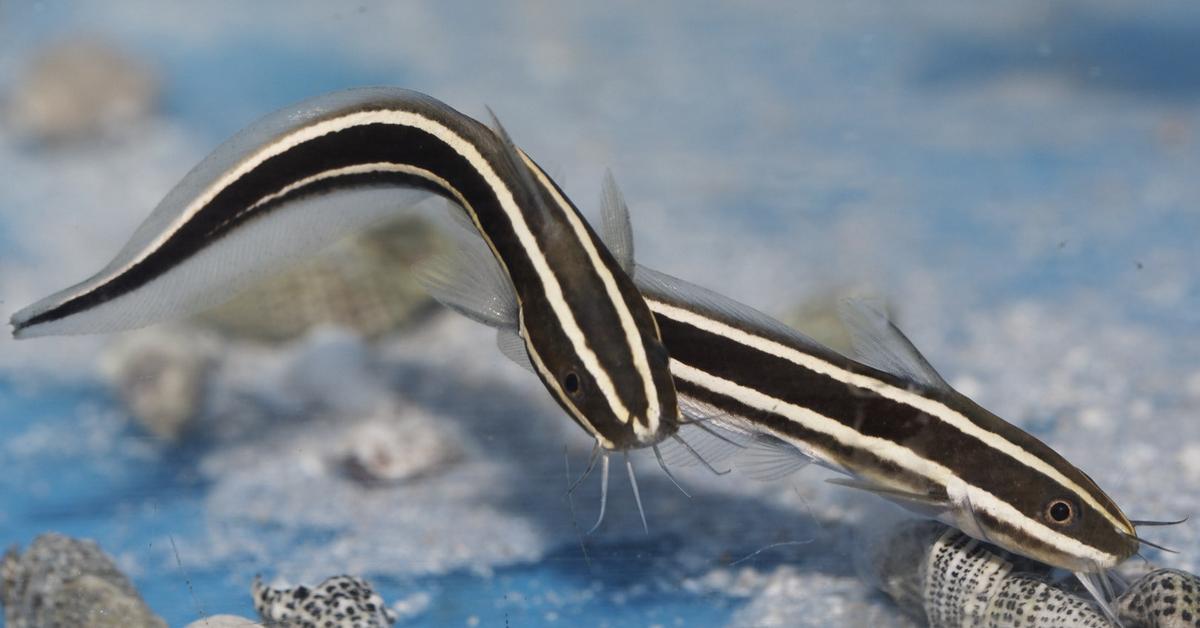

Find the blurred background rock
[[5, 38, 159, 145], [2, 533, 167, 628]]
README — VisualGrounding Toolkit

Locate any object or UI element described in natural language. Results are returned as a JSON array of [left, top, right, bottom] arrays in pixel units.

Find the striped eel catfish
[[633, 265, 1139, 621], [592, 184, 1176, 623], [8, 88, 686, 525], [634, 265, 1142, 575], [437, 171, 1167, 621]]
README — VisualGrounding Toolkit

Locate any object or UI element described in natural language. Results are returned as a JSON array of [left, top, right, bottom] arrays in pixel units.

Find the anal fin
[[827, 477, 950, 517]]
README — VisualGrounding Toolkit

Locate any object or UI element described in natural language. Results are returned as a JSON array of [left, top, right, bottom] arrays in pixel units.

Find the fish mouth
[[602, 416, 675, 451]]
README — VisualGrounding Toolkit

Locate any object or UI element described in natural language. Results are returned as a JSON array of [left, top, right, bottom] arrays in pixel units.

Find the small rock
[[6, 38, 158, 143], [339, 408, 463, 484], [1, 533, 166, 628], [183, 615, 260, 628], [389, 591, 432, 622], [98, 326, 218, 441], [253, 575, 397, 628]]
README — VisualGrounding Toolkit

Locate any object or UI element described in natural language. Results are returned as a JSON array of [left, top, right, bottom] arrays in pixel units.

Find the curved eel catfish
[[9, 89, 683, 504]]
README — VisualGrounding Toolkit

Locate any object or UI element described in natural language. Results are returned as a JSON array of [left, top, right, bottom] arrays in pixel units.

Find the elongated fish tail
[[9, 88, 495, 339]]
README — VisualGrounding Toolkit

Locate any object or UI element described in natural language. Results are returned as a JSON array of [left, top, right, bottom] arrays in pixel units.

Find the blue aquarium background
[[1, 2, 1198, 626]]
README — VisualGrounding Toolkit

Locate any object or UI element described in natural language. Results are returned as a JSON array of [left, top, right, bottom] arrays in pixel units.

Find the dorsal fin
[[598, 170, 635, 273], [413, 224, 518, 330], [836, 298, 950, 391], [635, 265, 841, 360], [484, 108, 544, 210]]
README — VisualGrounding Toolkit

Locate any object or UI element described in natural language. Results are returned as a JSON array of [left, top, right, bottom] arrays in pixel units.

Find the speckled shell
[[924, 529, 1109, 627], [253, 574, 397, 628], [1117, 569, 1200, 628], [862, 519, 1200, 628]]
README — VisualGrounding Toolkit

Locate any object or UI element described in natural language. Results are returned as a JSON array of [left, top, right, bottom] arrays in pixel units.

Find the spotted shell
[[1117, 569, 1200, 628], [252, 574, 397, 628], [861, 519, 1200, 627]]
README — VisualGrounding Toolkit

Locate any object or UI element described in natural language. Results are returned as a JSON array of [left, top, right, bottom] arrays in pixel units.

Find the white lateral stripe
[[670, 359, 1118, 567], [522, 155, 663, 436], [524, 314, 615, 450], [239, 162, 467, 225], [55, 106, 632, 429], [227, 160, 517, 305], [647, 297, 1128, 533]]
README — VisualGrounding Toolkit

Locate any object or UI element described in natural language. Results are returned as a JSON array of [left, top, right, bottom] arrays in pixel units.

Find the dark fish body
[[635, 266, 1137, 573], [10, 88, 678, 451]]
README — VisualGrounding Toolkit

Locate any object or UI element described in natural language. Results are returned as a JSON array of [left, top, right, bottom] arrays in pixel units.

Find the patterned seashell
[[922, 527, 1109, 627], [253, 574, 397, 628], [1117, 569, 1200, 628], [861, 519, 1200, 627]]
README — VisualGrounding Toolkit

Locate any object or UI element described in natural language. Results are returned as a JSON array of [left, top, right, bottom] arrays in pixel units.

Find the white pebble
[[183, 616, 259, 628]]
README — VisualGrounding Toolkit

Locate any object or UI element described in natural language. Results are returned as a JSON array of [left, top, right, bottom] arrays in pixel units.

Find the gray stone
[[1, 533, 166, 628], [184, 615, 260, 628], [6, 38, 158, 143]]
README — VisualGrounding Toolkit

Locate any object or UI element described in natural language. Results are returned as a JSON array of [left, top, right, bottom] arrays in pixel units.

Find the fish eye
[[562, 371, 581, 397], [1045, 498, 1077, 525]]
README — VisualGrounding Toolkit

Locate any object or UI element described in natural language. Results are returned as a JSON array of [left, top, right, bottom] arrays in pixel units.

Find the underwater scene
[[1, 2, 1199, 626]]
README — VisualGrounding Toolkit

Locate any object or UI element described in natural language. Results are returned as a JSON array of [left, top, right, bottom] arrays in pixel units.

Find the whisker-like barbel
[[1121, 532, 1178, 554], [1130, 517, 1189, 527]]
